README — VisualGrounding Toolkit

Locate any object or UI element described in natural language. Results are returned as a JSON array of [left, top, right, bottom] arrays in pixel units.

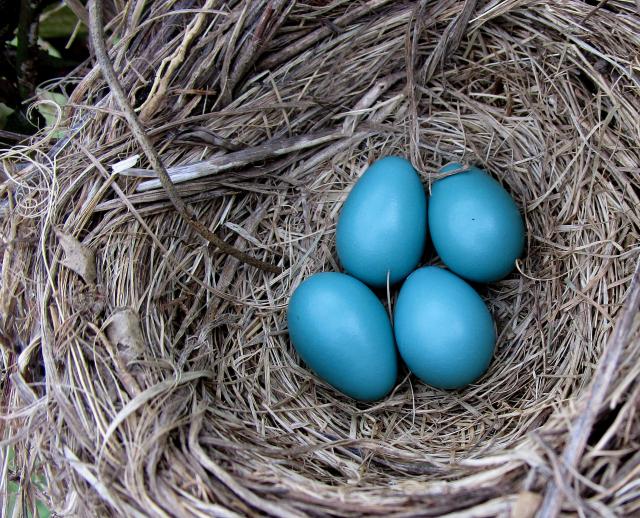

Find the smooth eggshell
[[287, 272, 398, 401], [429, 163, 525, 283], [336, 156, 427, 288], [394, 267, 496, 390]]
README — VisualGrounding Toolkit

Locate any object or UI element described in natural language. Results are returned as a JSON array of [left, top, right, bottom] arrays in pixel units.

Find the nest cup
[[3, 1, 640, 516]]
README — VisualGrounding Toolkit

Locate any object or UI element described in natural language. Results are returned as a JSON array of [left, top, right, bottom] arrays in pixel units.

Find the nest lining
[[2, 0, 640, 516]]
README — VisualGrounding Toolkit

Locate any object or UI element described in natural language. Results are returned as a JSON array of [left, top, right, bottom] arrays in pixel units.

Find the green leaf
[[6, 36, 62, 58], [39, 5, 86, 40], [0, 103, 14, 116], [4, 443, 52, 518], [36, 89, 67, 136], [35, 499, 51, 518], [0, 102, 13, 130], [38, 38, 62, 59], [7, 480, 19, 518]]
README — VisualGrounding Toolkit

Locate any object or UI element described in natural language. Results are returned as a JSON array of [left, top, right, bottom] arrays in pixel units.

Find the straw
[[2, 0, 640, 515]]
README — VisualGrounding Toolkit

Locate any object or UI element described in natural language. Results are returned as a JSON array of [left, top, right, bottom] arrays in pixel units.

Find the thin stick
[[342, 72, 404, 134], [64, 0, 90, 26], [220, 0, 292, 106], [135, 128, 345, 191], [259, 0, 394, 70], [139, 0, 217, 121], [88, 0, 281, 274], [419, 0, 479, 84], [583, 0, 611, 22], [539, 258, 640, 517], [0, 130, 29, 143]]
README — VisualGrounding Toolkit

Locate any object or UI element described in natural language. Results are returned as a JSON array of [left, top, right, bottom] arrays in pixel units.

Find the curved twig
[[88, 0, 282, 274], [539, 258, 640, 517]]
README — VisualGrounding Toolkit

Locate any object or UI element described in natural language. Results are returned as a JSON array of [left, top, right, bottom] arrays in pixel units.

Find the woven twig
[[2, 0, 640, 516]]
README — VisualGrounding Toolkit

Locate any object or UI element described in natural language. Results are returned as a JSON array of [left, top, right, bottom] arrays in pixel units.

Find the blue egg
[[336, 156, 427, 288], [394, 267, 496, 390], [429, 163, 525, 283], [287, 272, 397, 401]]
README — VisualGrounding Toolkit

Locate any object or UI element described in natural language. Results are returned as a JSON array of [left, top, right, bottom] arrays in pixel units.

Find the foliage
[[0, 1, 85, 141]]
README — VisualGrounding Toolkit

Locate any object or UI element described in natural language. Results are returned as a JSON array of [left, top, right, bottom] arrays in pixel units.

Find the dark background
[[0, 0, 88, 145]]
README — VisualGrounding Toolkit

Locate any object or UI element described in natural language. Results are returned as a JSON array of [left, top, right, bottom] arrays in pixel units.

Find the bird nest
[[2, 0, 640, 516]]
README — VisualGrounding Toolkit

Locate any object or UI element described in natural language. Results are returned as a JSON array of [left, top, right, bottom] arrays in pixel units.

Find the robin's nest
[[2, 1, 640, 516]]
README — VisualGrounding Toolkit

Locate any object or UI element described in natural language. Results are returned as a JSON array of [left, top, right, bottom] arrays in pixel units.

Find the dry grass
[[2, 0, 640, 516]]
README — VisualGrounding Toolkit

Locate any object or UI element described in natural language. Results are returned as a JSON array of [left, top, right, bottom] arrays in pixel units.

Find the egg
[[336, 156, 427, 288], [394, 267, 496, 390], [428, 163, 525, 283], [287, 272, 397, 401]]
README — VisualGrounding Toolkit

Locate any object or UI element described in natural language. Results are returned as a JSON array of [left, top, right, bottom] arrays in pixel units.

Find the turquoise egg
[[429, 163, 525, 283], [394, 267, 496, 390], [287, 272, 397, 401], [336, 156, 427, 288]]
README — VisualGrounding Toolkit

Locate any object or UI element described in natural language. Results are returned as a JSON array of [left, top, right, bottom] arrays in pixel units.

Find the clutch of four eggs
[[287, 157, 525, 401]]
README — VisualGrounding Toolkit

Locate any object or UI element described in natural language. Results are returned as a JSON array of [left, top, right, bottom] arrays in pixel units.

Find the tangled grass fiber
[[2, 0, 640, 516]]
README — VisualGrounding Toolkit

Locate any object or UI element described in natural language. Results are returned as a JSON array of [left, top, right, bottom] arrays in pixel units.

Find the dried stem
[[260, 0, 394, 70], [3, 0, 640, 516], [136, 128, 345, 191], [540, 259, 640, 517], [88, 0, 281, 274]]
